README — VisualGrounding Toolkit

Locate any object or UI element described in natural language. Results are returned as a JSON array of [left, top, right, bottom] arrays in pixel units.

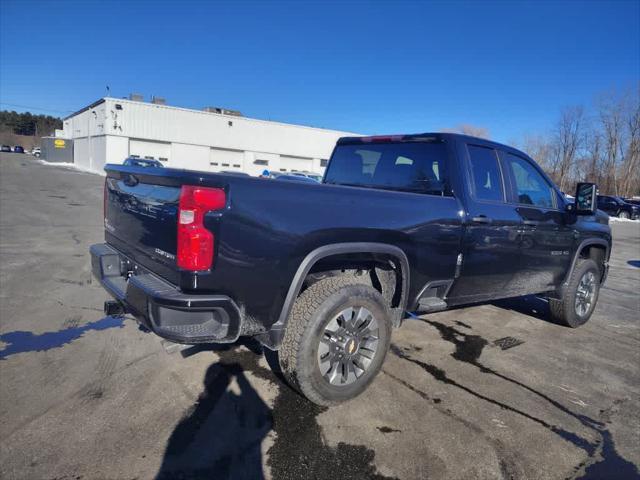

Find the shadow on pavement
[[0, 316, 125, 360], [156, 351, 272, 480], [492, 295, 555, 324]]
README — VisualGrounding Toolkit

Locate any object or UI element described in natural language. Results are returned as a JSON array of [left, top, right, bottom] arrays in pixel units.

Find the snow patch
[[37, 160, 105, 177], [609, 217, 639, 223]]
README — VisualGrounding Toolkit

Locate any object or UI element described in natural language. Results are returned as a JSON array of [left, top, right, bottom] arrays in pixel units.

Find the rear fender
[[260, 242, 410, 350]]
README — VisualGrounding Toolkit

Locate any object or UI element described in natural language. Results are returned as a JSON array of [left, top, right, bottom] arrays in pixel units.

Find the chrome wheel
[[317, 306, 379, 386], [575, 271, 596, 317]]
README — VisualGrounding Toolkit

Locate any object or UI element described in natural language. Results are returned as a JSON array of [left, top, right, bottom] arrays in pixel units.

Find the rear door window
[[467, 145, 504, 202]]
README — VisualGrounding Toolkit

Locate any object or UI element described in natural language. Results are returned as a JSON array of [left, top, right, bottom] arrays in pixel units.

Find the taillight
[[177, 185, 226, 271]]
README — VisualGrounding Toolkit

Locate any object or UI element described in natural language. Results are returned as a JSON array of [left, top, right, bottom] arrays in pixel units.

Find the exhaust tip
[[104, 300, 126, 317]]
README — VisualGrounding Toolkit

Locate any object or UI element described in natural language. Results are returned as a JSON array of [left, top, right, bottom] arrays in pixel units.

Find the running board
[[416, 297, 448, 313]]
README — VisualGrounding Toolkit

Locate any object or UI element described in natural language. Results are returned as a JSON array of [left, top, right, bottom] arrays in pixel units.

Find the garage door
[[209, 148, 244, 172], [280, 155, 313, 173], [129, 139, 171, 163]]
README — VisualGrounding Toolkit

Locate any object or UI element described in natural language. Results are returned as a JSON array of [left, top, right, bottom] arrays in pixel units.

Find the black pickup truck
[[91, 133, 611, 405]]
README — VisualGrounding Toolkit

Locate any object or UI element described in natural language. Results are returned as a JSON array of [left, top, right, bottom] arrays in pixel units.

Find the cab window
[[504, 153, 555, 208], [467, 145, 504, 202]]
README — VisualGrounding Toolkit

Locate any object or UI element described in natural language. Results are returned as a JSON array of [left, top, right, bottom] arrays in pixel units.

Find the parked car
[[13, 146, 24, 153], [596, 195, 639, 220], [276, 174, 320, 183], [122, 157, 164, 168], [305, 173, 323, 182], [290, 171, 322, 182], [1, 145, 11, 153], [31, 147, 41, 157], [91, 132, 611, 406]]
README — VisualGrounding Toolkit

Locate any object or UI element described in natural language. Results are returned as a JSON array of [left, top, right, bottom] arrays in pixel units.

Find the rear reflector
[[177, 186, 226, 271]]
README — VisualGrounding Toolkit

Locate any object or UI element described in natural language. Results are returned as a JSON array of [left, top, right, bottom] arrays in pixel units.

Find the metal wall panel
[[41, 137, 73, 163]]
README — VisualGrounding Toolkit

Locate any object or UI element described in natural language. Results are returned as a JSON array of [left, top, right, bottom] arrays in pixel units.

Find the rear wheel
[[279, 277, 391, 406], [618, 211, 630, 219], [548, 259, 600, 328]]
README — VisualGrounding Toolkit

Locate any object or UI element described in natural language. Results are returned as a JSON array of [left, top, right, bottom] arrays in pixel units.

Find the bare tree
[[618, 86, 640, 197], [581, 127, 604, 185], [520, 133, 554, 172], [550, 106, 585, 192], [596, 89, 627, 195], [442, 124, 491, 139], [515, 84, 639, 198]]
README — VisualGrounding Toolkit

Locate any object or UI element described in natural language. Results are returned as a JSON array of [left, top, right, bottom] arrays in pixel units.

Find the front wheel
[[548, 259, 600, 328], [618, 211, 630, 219], [279, 277, 392, 406]]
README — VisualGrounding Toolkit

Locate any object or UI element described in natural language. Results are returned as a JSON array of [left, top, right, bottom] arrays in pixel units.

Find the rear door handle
[[523, 220, 539, 226], [471, 216, 493, 224]]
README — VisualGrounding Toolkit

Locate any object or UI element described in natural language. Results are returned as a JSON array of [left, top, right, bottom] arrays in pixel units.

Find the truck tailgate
[[104, 170, 182, 283]]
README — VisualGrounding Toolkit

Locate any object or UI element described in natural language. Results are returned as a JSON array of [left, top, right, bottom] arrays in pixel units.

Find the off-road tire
[[279, 276, 391, 406], [548, 259, 600, 328]]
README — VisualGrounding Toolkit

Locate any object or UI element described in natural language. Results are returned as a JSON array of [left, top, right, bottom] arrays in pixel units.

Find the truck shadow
[[156, 350, 272, 480], [492, 295, 555, 324]]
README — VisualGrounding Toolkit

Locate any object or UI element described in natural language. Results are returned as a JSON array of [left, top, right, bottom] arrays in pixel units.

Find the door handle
[[471, 215, 493, 224], [522, 220, 539, 226]]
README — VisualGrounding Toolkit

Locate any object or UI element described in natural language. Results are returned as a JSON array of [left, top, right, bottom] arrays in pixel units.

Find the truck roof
[[336, 132, 524, 156]]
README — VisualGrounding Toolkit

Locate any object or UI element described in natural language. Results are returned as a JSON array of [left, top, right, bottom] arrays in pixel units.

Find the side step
[[416, 297, 448, 313]]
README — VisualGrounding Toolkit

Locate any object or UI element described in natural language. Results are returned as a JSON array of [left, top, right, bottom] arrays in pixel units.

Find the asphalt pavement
[[0, 152, 638, 480]]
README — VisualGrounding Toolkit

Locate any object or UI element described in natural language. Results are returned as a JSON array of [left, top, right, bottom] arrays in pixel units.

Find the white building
[[59, 97, 357, 176]]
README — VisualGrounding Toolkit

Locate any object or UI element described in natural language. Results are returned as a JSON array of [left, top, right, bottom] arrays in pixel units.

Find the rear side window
[[467, 145, 504, 202], [325, 142, 450, 196], [503, 153, 555, 208]]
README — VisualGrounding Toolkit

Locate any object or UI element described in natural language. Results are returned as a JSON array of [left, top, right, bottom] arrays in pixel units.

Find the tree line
[[518, 85, 639, 198], [0, 110, 62, 137]]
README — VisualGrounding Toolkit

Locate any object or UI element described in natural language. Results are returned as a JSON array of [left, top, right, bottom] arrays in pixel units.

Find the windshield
[[324, 142, 449, 195]]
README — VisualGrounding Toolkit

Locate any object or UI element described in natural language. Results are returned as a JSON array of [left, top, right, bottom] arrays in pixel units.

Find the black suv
[[597, 195, 639, 220]]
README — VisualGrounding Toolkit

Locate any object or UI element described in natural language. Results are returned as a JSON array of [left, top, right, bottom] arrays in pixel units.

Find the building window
[[159, 157, 168, 162], [254, 159, 269, 166], [144, 156, 154, 160], [233, 164, 241, 168], [228, 121, 233, 127], [280, 168, 287, 172], [210, 162, 219, 166], [320, 159, 328, 167], [222, 163, 230, 167], [130, 154, 140, 158]]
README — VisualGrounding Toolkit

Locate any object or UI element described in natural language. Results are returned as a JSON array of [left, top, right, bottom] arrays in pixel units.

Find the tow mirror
[[574, 183, 597, 215]]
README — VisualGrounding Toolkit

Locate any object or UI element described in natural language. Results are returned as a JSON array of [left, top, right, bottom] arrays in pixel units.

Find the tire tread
[[279, 276, 384, 405]]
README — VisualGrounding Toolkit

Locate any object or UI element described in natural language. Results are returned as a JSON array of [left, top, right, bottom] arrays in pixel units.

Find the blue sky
[[1, 0, 638, 142]]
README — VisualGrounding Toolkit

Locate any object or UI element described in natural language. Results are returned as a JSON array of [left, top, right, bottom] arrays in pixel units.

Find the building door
[[129, 139, 171, 164], [209, 148, 244, 172]]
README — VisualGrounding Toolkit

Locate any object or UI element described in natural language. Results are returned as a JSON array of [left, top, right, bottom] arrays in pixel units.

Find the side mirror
[[574, 183, 597, 215]]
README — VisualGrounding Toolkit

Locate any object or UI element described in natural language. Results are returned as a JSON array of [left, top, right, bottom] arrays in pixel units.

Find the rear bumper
[[90, 243, 242, 344]]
